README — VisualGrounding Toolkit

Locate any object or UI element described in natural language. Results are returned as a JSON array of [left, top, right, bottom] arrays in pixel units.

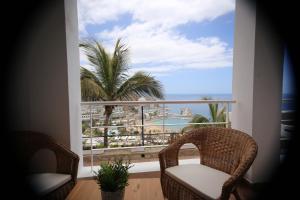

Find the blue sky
[[282, 50, 295, 95], [78, 0, 293, 95]]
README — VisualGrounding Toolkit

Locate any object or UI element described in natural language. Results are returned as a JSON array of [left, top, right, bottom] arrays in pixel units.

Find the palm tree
[[182, 97, 226, 132], [80, 38, 164, 147]]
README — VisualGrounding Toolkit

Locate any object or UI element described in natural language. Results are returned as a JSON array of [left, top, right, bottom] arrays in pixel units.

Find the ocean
[[164, 93, 295, 117], [148, 93, 232, 131], [150, 93, 295, 131], [164, 93, 232, 118]]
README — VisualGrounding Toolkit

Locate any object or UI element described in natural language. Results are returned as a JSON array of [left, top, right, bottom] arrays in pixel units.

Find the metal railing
[[281, 98, 295, 158], [81, 99, 236, 169]]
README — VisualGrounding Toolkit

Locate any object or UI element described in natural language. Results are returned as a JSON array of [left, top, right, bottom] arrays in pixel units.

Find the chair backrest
[[12, 131, 61, 174], [174, 127, 257, 175]]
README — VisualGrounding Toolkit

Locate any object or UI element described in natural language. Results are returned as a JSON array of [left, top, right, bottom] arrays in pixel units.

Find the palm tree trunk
[[104, 106, 113, 148]]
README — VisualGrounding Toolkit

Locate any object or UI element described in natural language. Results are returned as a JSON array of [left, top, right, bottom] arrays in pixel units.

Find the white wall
[[231, 0, 256, 136], [251, 6, 283, 182], [9, 1, 70, 145], [232, 0, 283, 183], [7, 0, 82, 167], [64, 0, 83, 170]]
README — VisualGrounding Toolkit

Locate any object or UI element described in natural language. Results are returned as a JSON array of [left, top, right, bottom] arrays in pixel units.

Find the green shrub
[[82, 122, 89, 133], [133, 131, 139, 135], [109, 144, 119, 148], [83, 145, 90, 150], [93, 129, 103, 136], [94, 159, 133, 192], [95, 143, 105, 149], [118, 127, 127, 135]]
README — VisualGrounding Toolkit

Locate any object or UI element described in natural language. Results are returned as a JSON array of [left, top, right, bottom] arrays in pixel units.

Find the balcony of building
[[3, 0, 297, 199], [79, 100, 235, 177]]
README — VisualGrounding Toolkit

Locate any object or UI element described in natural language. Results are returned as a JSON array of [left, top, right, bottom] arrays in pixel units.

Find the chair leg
[[233, 189, 242, 200]]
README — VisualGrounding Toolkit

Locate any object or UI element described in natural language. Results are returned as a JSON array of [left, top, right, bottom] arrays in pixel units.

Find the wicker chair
[[159, 127, 258, 200], [12, 131, 79, 199]]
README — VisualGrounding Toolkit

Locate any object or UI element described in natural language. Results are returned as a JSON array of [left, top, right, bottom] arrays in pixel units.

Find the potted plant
[[94, 159, 133, 200]]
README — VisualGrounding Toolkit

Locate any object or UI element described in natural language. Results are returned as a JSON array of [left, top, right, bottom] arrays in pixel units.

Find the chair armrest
[[221, 143, 258, 199], [51, 142, 79, 183], [158, 142, 181, 173], [158, 148, 167, 173], [159, 132, 203, 173]]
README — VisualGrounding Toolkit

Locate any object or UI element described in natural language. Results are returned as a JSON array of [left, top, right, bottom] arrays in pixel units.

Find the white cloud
[[96, 23, 233, 72], [78, 0, 235, 76], [78, 0, 136, 34], [130, 0, 234, 28], [78, 0, 235, 31], [127, 65, 178, 77]]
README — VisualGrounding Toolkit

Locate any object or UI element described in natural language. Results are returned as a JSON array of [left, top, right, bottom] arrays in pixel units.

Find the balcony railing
[[280, 98, 295, 162], [81, 99, 236, 170]]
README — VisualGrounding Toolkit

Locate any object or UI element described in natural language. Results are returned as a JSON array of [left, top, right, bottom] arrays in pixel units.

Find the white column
[[232, 0, 283, 183], [64, 0, 83, 172]]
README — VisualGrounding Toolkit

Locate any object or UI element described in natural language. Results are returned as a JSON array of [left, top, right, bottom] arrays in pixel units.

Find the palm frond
[[80, 39, 164, 102], [111, 38, 129, 89], [81, 78, 101, 101], [79, 41, 102, 70], [209, 103, 218, 122], [94, 41, 112, 91], [182, 114, 209, 133], [201, 97, 215, 121], [80, 40, 111, 92], [116, 71, 164, 100], [191, 114, 209, 123], [216, 105, 226, 122], [80, 67, 108, 101]]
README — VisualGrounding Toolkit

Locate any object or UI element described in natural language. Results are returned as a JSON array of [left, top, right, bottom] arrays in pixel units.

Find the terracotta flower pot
[[101, 189, 125, 200]]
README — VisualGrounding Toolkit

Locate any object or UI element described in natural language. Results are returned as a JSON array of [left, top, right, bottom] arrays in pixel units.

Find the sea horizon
[[150, 92, 294, 131], [164, 92, 294, 97], [163, 92, 294, 114]]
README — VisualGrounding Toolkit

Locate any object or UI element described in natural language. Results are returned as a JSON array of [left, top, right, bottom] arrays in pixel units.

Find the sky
[[77, 0, 294, 95], [282, 50, 295, 95]]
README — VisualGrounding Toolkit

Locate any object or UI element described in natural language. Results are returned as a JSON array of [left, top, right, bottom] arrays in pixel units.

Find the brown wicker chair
[[159, 127, 257, 200], [12, 131, 79, 199]]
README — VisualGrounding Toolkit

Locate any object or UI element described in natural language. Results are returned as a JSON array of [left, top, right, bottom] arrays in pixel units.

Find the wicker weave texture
[[159, 127, 258, 200], [12, 131, 79, 200]]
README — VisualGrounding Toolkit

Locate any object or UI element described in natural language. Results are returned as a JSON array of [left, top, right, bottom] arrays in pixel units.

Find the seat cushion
[[165, 164, 231, 200], [26, 173, 72, 196]]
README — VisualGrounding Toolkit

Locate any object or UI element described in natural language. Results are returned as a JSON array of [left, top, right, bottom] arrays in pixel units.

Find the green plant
[[95, 143, 105, 149], [82, 121, 89, 133], [94, 159, 133, 192], [83, 146, 90, 150], [109, 144, 119, 148], [182, 97, 227, 133], [93, 129, 103, 137], [80, 38, 164, 147], [118, 127, 127, 135]]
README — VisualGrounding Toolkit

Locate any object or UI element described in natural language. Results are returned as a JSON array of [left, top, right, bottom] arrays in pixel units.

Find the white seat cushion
[[26, 173, 71, 196], [165, 164, 231, 200]]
